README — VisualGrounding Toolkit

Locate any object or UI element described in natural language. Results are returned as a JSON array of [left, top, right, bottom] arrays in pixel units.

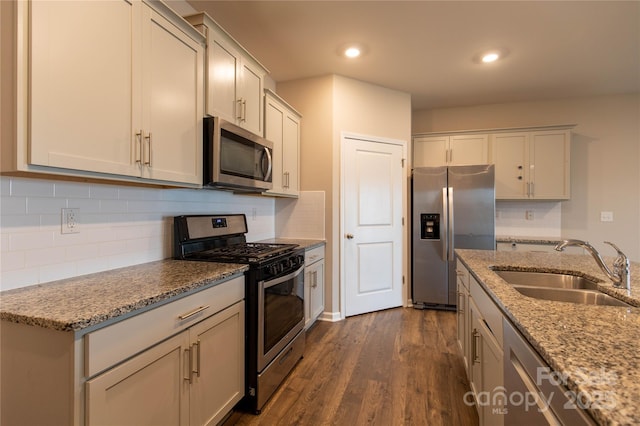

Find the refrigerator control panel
[[420, 214, 440, 240]]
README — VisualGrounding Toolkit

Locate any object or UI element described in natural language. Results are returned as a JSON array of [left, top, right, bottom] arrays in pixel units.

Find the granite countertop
[[258, 237, 325, 250], [496, 235, 566, 245], [456, 249, 640, 426], [0, 260, 248, 333]]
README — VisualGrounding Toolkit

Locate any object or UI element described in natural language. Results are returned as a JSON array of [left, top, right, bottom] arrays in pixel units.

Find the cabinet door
[[265, 96, 285, 192], [457, 279, 469, 374], [202, 28, 239, 123], [238, 60, 264, 135], [413, 135, 448, 167], [264, 92, 300, 197], [282, 113, 301, 195], [141, 5, 203, 185], [450, 134, 489, 166], [189, 301, 245, 426], [86, 332, 190, 426], [309, 259, 325, 322], [492, 133, 529, 199], [29, 0, 139, 176], [529, 130, 570, 199]]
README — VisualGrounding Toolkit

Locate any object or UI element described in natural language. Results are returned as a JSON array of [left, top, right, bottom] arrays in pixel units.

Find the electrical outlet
[[525, 210, 534, 221], [61, 208, 80, 234], [600, 211, 614, 222], [251, 207, 257, 221]]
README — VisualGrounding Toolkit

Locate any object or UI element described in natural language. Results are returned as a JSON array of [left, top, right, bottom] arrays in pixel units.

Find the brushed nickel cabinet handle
[[178, 305, 210, 320], [144, 132, 152, 166], [193, 340, 201, 378], [184, 348, 192, 383], [135, 130, 143, 164]]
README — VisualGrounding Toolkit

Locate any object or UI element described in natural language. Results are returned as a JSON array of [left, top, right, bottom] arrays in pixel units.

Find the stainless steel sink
[[494, 270, 599, 290], [511, 285, 631, 307], [493, 270, 631, 307]]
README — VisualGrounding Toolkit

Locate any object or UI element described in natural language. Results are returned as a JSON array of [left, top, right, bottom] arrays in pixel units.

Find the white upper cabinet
[[140, 3, 204, 184], [7, 0, 204, 186], [184, 12, 268, 137], [413, 134, 489, 167], [492, 129, 571, 200], [264, 89, 301, 197], [28, 0, 140, 177]]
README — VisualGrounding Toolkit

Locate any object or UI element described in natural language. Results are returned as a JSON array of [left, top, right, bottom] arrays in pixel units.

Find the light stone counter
[[257, 237, 325, 251], [456, 249, 640, 426], [0, 260, 248, 333]]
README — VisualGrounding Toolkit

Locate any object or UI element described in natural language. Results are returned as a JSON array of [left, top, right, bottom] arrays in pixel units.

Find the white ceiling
[[185, 1, 640, 111]]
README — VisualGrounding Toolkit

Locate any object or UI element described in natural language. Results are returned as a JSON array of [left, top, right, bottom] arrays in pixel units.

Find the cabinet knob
[[518, 176, 523, 180], [518, 165, 523, 170]]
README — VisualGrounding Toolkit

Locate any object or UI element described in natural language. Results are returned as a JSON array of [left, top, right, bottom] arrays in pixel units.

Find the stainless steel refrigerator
[[411, 165, 495, 309]]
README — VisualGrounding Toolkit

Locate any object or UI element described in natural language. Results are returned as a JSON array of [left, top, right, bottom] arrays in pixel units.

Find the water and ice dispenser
[[420, 213, 440, 240]]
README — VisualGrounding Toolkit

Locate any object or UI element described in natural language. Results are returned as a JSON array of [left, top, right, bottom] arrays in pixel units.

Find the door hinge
[[402, 217, 405, 226], [401, 158, 405, 167], [402, 275, 405, 284]]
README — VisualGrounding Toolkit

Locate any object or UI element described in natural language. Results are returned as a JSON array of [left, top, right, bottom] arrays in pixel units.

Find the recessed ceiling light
[[482, 52, 500, 63], [345, 47, 361, 58], [473, 48, 509, 65], [338, 43, 367, 59]]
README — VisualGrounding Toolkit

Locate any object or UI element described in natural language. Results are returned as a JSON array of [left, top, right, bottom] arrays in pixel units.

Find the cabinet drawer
[[470, 275, 503, 345], [85, 275, 244, 378], [305, 245, 325, 266]]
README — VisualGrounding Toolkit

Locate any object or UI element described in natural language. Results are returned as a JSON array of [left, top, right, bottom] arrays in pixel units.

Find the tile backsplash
[[495, 200, 562, 237], [0, 176, 275, 291]]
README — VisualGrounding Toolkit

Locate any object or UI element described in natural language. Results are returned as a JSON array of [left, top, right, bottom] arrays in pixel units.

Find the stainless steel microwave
[[203, 116, 273, 191]]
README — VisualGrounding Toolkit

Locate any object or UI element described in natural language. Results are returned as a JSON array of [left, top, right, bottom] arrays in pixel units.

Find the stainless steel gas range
[[173, 214, 305, 414]]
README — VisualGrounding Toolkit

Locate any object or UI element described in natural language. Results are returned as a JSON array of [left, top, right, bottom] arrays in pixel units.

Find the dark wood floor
[[226, 307, 479, 426]]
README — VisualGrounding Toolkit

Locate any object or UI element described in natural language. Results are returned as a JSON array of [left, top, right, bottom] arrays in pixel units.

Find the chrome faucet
[[554, 239, 631, 291]]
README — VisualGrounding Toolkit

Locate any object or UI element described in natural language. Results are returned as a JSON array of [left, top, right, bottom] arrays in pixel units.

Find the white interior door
[[343, 136, 404, 317]]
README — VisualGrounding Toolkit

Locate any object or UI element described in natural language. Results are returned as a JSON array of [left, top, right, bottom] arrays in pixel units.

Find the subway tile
[[89, 184, 120, 200], [11, 177, 55, 197], [39, 262, 77, 284], [26, 197, 67, 215], [8, 230, 55, 251], [0, 214, 40, 229], [0, 196, 27, 215], [99, 199, 128, 213], [0, 251, 26, 271], [25, 247, 67, 267], [1, 268, 40, 291], [65, 242, 100, 261], [54, 181, 91, 198]]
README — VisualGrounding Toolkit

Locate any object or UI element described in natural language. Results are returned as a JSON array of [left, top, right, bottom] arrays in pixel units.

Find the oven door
[[257, 264, 305, 372]]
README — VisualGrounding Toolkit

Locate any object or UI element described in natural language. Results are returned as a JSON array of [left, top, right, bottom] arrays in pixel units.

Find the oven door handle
[[263, 265, 304, 289]]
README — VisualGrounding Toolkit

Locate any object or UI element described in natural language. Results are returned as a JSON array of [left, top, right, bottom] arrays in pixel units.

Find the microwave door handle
[[262, 146, 273, 182]]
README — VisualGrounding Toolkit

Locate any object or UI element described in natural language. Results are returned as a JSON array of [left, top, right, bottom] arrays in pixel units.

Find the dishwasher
[[503, 318, 597, 425]]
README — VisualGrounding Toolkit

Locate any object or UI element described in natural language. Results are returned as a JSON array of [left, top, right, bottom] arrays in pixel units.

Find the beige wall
[[278, 75, 411, 318], [413, 93, 640, 261]]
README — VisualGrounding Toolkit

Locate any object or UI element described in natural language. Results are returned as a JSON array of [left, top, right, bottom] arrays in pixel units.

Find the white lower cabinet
[[304, 245, 325, 329], [87, 301, 244, 426], [469, 297, 504, 426], [456, 263, 470, 375], [1, 276, 245, 426], [457, 260, 596, 425], [86, 332, 190, 426]]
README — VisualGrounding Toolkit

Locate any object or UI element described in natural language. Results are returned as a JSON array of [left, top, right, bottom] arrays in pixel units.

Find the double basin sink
[[493, 270, 631, 307]]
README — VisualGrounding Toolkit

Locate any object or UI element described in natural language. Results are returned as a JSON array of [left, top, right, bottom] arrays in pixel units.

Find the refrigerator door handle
[[442, 187, 448, 261], [448, 186, 454, 260]]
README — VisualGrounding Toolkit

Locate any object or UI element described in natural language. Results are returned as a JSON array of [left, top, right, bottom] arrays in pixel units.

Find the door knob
[[345, 233, 354, 239]]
